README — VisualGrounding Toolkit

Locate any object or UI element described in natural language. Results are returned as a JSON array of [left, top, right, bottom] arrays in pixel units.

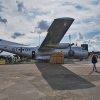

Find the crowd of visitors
[[5, 56, 19, 64]]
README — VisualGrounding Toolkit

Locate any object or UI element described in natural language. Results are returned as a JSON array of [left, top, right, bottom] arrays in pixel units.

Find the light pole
[[37, 32, 41, 47]]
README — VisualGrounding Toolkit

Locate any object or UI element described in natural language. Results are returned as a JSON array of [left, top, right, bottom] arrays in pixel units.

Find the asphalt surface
[[0, 59, 100, 100]]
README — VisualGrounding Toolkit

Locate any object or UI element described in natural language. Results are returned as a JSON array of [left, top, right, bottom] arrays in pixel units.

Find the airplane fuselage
[[0, 45, 88, 60]]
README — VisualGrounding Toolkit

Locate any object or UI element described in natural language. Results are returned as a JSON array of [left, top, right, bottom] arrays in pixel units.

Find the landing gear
[[79, 58, 83, 61]]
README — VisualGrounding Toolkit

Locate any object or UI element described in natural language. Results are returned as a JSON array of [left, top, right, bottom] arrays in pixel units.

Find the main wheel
[[79, 58, 83, 61]]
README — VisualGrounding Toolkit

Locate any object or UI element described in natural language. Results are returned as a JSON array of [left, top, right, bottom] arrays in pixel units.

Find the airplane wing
[[38, 17, 74, 51]]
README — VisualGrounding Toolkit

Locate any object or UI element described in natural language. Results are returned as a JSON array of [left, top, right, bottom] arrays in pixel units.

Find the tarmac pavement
[[0, 59, 100, 100]]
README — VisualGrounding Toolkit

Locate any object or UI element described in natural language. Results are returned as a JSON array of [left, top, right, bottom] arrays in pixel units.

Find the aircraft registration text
[[12, 47, 30, 53]]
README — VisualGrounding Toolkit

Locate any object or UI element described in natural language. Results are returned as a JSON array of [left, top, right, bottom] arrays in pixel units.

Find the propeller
[[69, 34, 71, 50], [68, 34, 75, 57]]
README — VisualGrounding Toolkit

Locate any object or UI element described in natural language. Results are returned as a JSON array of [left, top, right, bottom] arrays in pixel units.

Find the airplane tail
[[0, 39, 27, 46]]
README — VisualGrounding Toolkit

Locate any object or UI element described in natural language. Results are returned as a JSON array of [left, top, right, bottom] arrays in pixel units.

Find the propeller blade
[[69, 34, 71, 50]]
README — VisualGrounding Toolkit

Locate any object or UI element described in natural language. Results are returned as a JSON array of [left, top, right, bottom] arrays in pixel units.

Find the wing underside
[[38, 17, 74, 51]]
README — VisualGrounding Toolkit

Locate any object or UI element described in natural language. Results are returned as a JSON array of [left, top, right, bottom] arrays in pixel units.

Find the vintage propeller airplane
[[0, 17, 88, 60]]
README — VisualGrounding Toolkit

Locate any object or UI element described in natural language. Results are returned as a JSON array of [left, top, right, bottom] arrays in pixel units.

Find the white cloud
[[88, 44, 100, 52], [94, 35, 100, 39], [76, 33, 84, 41], [72, 33, 100, 52]]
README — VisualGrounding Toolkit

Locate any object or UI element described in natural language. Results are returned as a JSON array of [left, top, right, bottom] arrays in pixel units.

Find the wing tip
[[56, 17, 74, 20]]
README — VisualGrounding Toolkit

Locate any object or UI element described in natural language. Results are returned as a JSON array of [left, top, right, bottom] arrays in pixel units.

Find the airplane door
[[32, 51, 35, 58]]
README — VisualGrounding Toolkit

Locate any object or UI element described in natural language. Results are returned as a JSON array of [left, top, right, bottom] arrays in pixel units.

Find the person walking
[[92, 54, 97, 71]]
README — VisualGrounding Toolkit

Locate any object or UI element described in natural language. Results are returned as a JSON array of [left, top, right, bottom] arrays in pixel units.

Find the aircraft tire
[[79, 58, 83, 61]]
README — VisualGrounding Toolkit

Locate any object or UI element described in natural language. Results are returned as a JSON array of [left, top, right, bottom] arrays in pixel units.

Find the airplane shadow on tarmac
[[35, 63, 95, 90], [96, 71, 100, 73]]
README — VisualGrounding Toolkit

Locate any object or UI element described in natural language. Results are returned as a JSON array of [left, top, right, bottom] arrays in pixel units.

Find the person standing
[[8, 57, 11, 64], [5, 57, 8, 64], [92, 54, 97, 71]]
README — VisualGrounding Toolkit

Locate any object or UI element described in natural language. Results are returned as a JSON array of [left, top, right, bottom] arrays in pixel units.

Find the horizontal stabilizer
[[0, 39, 28, 46]]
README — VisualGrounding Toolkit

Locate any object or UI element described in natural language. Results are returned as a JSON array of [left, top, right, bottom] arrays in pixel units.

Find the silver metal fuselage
[[0, 45, 88, 60], [36, 47, 88, 59]]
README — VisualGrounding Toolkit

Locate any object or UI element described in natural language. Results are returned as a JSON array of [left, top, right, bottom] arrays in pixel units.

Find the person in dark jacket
[[92, 54, 97, 71]]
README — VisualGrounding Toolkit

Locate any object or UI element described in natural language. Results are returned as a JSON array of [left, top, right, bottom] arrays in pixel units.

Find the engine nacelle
[[46, 43, 74, 49], [68, 50, 75, 57]]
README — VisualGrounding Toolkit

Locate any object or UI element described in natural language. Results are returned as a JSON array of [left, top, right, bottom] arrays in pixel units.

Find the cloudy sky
[[0, 0, 100, 55]]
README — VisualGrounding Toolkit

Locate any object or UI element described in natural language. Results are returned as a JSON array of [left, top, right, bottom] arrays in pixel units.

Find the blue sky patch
[[75, 5, 83, 10], [85, 31, 100, 40], [91, 0, 99, 5]]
